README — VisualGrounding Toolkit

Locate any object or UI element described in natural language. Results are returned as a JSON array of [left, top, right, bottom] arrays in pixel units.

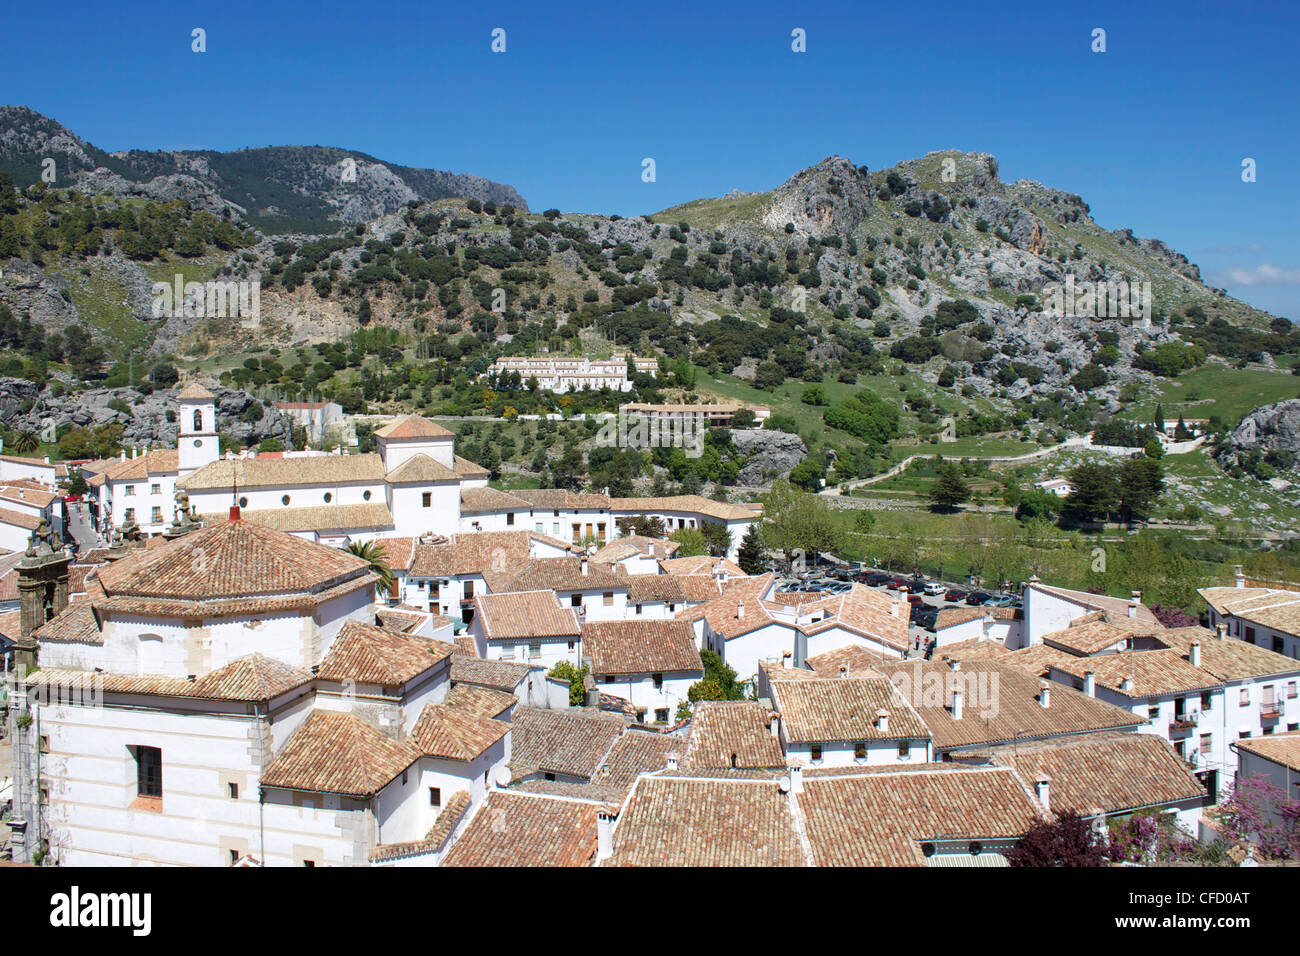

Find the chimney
[[891, 596, 900, 618], [951, 685, 964, 721], [838, 663, 848, 679], [948, 658, 961, 672], [1035, 773, 1051, 814], [132, 447, 139, 459], [875, 708, 889, 734], [1234, 565, 1245, 588], [1216, 622, 1228, 641], [666, 751, 678, 771], [769, 713, 781, 739], [596, 810, 614, 862], [1189, 639, 1201, 668], [788, 764, 803, 794], [1039, 680, 1051, 708], [580, 555, 589, 576], [229, 504, 241, 522], [736, 601, 745, 620], [1128, 590, 1141, 618], [1120, 676, 1134, 693], [1083, 671, 1095, 697]]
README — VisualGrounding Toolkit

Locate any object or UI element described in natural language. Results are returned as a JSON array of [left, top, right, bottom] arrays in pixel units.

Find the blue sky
[[6, 0, 1298, 316]]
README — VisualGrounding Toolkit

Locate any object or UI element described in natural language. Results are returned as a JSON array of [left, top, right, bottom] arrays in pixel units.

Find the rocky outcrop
[[73, 167, 247, 222], [733, 428, 807, 485], [1227, 400, 1300, 458], [761, 156, 873, 238], [0, 379, 293, 451]]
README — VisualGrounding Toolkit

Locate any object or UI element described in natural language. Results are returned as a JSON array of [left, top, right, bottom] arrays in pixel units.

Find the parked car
[[64, 494, 81, 503], [944, 589, 967, 602], [965, 591, 992, 606], [984, 594, 1016, 608], [922, 582, 946, 596], [914, 607, 941, 630], [886, 578, 906, 591], [826, 581, 852, 594], [907, 594, 925, 606]]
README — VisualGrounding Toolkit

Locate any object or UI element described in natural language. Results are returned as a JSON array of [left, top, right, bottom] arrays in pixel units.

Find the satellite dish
[[778, 776, 791, 794], [493, 766, 511, 788]]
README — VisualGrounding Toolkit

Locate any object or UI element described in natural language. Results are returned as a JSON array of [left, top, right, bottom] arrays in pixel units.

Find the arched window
[[192, 409, 203, 432]]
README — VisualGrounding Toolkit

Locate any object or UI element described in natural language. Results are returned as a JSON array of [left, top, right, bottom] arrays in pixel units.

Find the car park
[[914, 607, 940, 630]]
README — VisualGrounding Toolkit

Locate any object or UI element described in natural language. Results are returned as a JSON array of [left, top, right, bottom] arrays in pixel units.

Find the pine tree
[[737, 524, 766, 574], [1154, 404, 1166, 433]]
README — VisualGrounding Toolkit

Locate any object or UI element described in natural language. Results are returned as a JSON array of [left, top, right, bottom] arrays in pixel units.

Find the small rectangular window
[[136, 746, 162, 798], [528, 643, 541, 659], [603, 592, 614, 606], [429, 787, 441, 807], [422, 492, 432, 508], [655, 708, 668, 723], [854, 741, 867, 759], [810, 745, 823, 764], [228, 782, 239, 799], [898, 740, 911, 758], [570, 593, 582, 607], [506, 512, 515, 526], [1240, 689, 1251, 707], [652, 673, 663, 689], [302, 860, 315, 868]]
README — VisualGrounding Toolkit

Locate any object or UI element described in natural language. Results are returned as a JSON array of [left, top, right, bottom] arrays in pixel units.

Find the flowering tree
[[1007, 811, 1108, 867], [1107, 811, 1198, 863], [1218, 773, 1300, 860], [1149, 602, 1198, 628]]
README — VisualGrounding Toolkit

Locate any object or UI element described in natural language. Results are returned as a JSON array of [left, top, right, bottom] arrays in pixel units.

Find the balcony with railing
[[1169, 711, 1199, 733]]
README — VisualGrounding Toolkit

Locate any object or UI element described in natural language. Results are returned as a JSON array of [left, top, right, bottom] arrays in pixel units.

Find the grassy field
[[650, 191, 774, 231], [1118, 364, 1297, 426]]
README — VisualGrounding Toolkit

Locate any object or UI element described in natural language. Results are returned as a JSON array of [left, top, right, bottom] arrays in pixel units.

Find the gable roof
[[385, 453, 460, 483], [472, 590, 581, 641], [679, 701, 786, 770], [442, 792, 600, 867], [317, 620, 453, 685], [410, 703, 510, 761], [509, 706, 631, 780], [374, 415, 454, 440], [176, 381, 217, 401], [260, 711, 420, 798], [770, 676, 928, 743], [580, 619, 702, 675]]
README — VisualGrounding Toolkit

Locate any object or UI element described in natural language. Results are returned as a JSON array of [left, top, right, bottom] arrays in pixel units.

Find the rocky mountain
[[0, 106, 528, 234]]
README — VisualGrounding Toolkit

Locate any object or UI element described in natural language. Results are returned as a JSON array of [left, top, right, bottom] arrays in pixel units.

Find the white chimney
[[769, 713, 781, 739], [580, 555, 589, 576], [736, 601, 745, 620], [1128, 590, 1141, 618], [948, 658, 961, 672], [1083, 671, 1095, 697], [1189, 639, 1201, 668], [1035, 773, 1051, 814], [666, 751, 678, 771], [951, 685, 964, 721], [1234, 565, 1245, 588], [596, 810, 614, 862], [1039, 681, 1051, 708], [875, 708, 889, 734], [789, 763, 803, 794], [1216, 622, 1228, 641], [839, 663, 848, 678], [1121, 676, 1134, 692], [891, 597, 900, 618]]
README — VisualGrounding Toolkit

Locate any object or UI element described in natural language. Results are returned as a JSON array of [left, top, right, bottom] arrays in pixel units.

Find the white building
[[467, 589, 583, 666], [581, 619, 702, 724], [1201, 571, 1300, 661], [485, 354, 658, 393]]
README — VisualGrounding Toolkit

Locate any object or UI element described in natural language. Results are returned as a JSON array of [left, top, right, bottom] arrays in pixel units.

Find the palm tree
[[346, 540, 394, 598], [9, 430, 38, 454]]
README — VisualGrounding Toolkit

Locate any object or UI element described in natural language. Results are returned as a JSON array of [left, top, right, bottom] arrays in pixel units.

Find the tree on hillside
[[928, 462, 971, 512], [1116, 456, 1165, 521], [1063, 462, 1118, 522], [760, 480, 847, 560]]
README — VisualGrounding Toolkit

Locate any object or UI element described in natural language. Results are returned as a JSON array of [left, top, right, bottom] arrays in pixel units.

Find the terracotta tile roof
[[676, 575, 735, 604], [0, 610, 18, 642], [800, 766, 1046, 866], [935, 606, 992, 629], [1040, 618, 1143, 655], [386, 453, 460, 483], [679, 701, 786, 770], [93, 518, 373, 617], [460, 486, 531, 512], [0, 484, 58, 509], [510, 489, 610, 510], [625, 574, 689, 604], [410, 530, 542, 577], [0, 507, 41, 531], [608, 776, 807, 866], [805, 645, 890, 678], [178, 453, 387, 491], [472, 590, 581, 641], [796, 584, 910, 652], [657, 555, 745, 577], [33, 602, 102, 646], [374, 415, 454, 440], [581, 619, 702, 675], [1030, 583, 1159, 626], [609, 495, 760, 522], [1000, 643, 1082, 678], [511, 778, 628, 803], [770, 676, 929, 743], [510, 706, 631, 780], [588, 730, 681, 794], [933, 638, 1012, 662], [442, 791, 600, 867], [681, 573, 780, 639], [873, 659, 1144, 751], [373, 607, 429, 637], [450, 654, 535, 692], [444, 682, 516, 719], [199, 502, 395, 534], [176, 381, 217, 400], [411, 702, 510, 761], [317, 620, 453, 685], [981, 733, 1206, 816], [28, 653, 312, 702], [261, 711, 420, 797], [590, 536, 680, 564], [1198, 586, 1280, 615], [100, 449, 179, 482], [1234, 729, 1300, 772], [453, 456, 490, 478], [491, 557, 630, 594], [370, 791, 471, 863]]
